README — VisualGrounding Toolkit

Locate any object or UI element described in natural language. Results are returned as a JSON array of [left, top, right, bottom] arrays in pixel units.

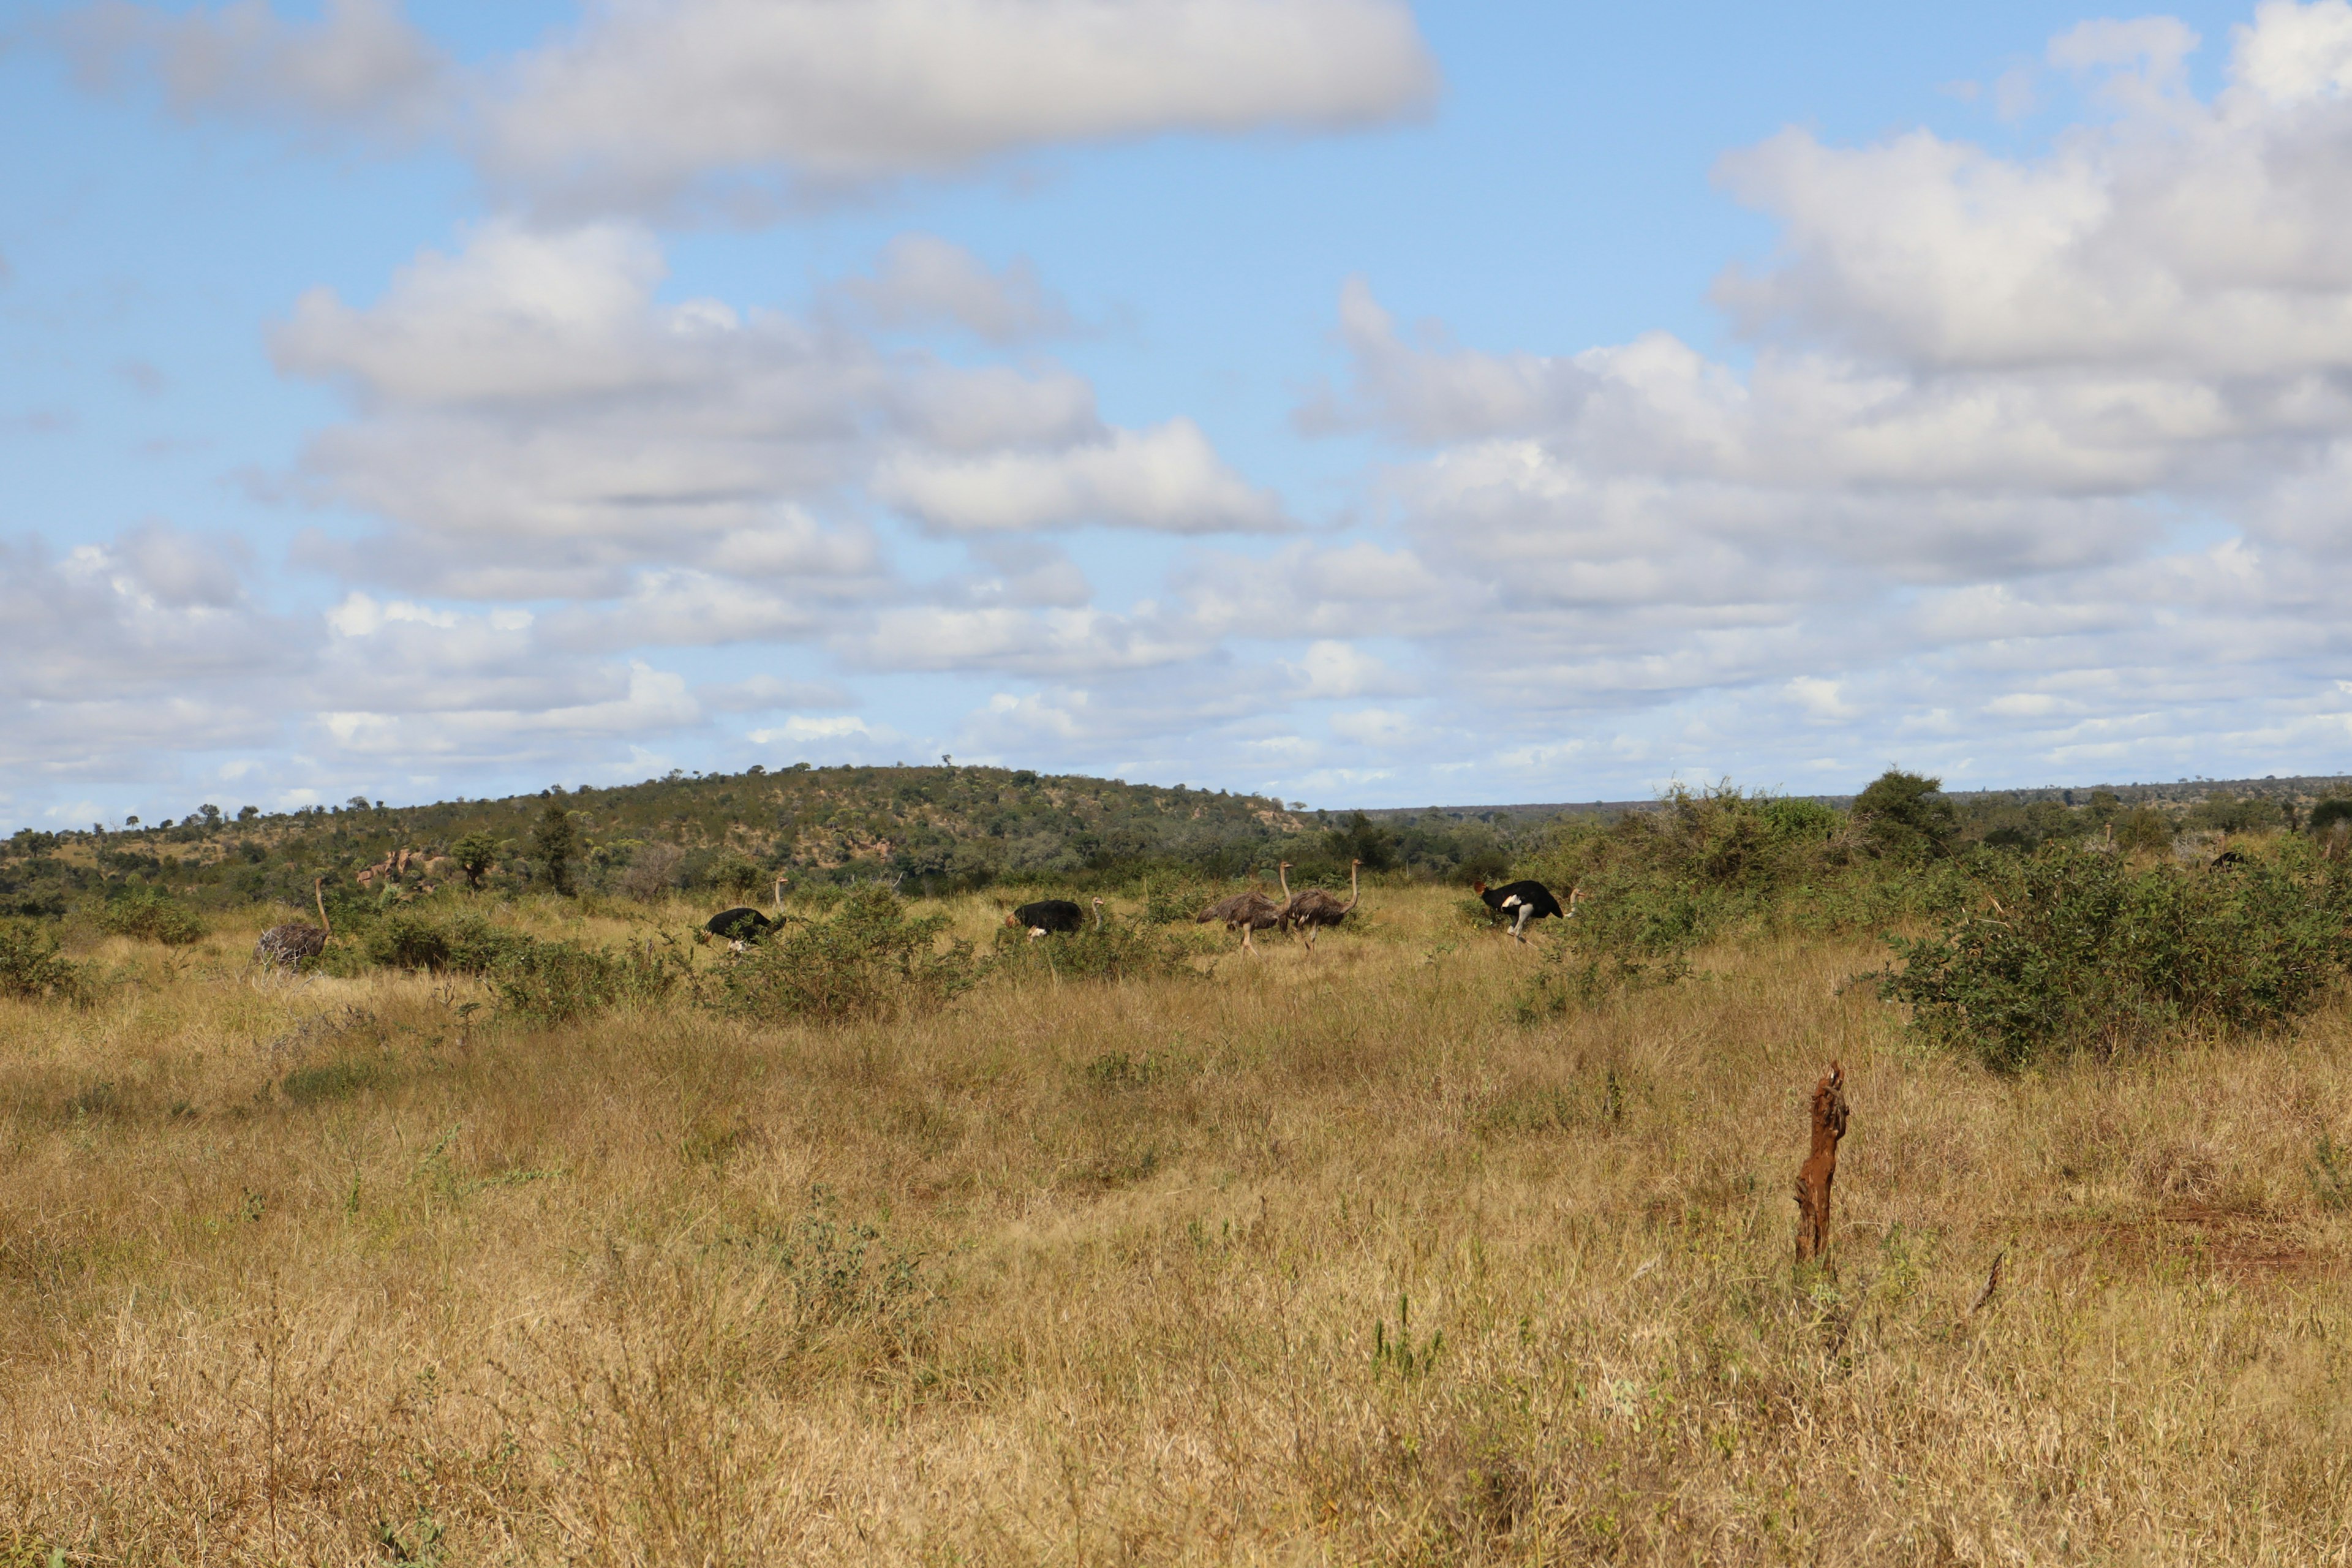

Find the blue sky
[[4, 0, 2349, 828]]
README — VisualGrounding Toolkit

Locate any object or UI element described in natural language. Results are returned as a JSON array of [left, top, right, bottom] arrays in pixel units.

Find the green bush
[[2308, 799, 2352, 835], [1852, 769, 1958, 862], [707, 889, 977, 1023], [987, 918, 1207, 984], [1878, 845, 2352, 1070], [364, 910, 526, 973], [0, 920, 83, 1003], [494, 937, 682, 1024], [97, 888, 205, 945]]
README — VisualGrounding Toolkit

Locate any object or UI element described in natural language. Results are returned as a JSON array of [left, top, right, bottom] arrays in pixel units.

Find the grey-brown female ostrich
[[1276, 858, 1362, 951], [1196, 886, 1282, 954], [254, 877, 331, 970]]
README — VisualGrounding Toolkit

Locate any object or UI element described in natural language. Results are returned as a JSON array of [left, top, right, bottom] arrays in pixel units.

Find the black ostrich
[[702, 906, 776, 946], [1007, 897, 1101, 938], [702, 873, 791, 949], [1473, 878, 1579, 943]]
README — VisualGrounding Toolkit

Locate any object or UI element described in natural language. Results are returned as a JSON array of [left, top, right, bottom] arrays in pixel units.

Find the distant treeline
[[4, 763, 2345, 924]]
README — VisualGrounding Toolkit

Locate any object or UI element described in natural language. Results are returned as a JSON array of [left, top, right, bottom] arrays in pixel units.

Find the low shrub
[[494, 937, 684, 1024], [1510, 940, 1689, 1025], [0, 919, 84, 1003], [364, 910, 526, 973], [1134, 873, 1219, 925], [706, 889, 978, 1023], [988, 918, 1208, 984], [97, 889, 205, 946], [1878, 845, 2352, 1069]]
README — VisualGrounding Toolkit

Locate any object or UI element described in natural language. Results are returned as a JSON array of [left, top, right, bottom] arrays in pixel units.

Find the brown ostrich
[[254, 878, 332, 971], [1196, 886, 1282, 954], [1276, 859, 1362, 951], [1794, 1061, 1850, 1264]]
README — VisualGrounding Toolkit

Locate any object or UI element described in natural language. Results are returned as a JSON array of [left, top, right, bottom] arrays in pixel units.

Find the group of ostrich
[[251, 859, 1581, 973]]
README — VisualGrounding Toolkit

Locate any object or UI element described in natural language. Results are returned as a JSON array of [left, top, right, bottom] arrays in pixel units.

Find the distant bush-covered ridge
[[0, 766, 1545, 912]]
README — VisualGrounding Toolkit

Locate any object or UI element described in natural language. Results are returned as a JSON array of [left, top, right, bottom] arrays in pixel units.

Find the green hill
[[0, 764, 1524, 918]]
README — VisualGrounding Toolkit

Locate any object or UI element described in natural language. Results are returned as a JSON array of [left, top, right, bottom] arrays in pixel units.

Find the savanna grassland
[[6, 876, 2352, 1566]]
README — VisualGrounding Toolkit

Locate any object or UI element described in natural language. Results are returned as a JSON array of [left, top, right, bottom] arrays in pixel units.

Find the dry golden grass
[[6, 887, 2351, 1564]]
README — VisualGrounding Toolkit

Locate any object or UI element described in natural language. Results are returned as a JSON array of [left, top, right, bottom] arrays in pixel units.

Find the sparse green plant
[[0, 919, 83, 1003], [2312, 1135, 2352, 1212], [1371, 1292, 1443, 1379]]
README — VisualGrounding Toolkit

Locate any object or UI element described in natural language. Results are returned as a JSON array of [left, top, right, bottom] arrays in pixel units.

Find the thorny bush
[[0, 919, 83, 1003], [706, 889, 977, 1023], [1878, 842, 2352, 1069], [364, 909, 529, 974], [494, 935, 685, 1024], [96, 887, 205, 946]]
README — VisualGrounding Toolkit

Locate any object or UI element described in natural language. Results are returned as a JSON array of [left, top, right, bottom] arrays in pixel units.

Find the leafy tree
[[2310, 798, 2352, 835], [1325, 810, 1398, 871], [450, 831, 502, 891], [2116, 807, 2175, 853], [531, 805, 578, 895], [1852, 769, 1958, 862]]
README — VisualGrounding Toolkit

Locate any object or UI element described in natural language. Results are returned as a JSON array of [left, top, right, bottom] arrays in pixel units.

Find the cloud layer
[[66, 0, 1436, 211]]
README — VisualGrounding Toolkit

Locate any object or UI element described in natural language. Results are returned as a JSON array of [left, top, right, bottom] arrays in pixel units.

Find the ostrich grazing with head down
[[1006, 897, 1102, 938], [1474, 878, 1581, 943], [254, 878, 332, 970], [701, 873, 793, 951], [1196, 885, 1282, 954], [1276, 859, 1362, 951]]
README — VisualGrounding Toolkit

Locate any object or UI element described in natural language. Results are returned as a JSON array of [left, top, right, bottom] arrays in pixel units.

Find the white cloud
[[65, 0, 1434, 214], [842, 233, 1072, 342], [1286, 639, 1411, 699], [1274, 3, 2352, 786], [481, 0, 1436, 208], [274, 223, 1277, 606], [1327, 706, 1412, 745], [61, 0, 452, 141], [873, 418, 1289, 535]]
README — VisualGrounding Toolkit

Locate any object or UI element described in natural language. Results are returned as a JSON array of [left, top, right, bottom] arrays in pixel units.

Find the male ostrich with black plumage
[[254, 877, 333, 970], [1196, 886, 1282, 954], [1007, 897, 1102, 937], [702, 873, 791, 950], [1276, 859, 1362, 951], [1474, 878, 1580, 943]]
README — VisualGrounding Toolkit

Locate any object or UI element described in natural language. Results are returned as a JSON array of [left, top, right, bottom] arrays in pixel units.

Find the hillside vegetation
[[0, 764, 1534, 923]]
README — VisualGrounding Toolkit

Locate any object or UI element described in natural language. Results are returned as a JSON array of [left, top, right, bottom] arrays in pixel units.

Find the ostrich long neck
[[774, 875, 786, 912], [1340, 861, 1360, 913], [1093, 902, 1104, 931], [314, 879, 331, 941], [1276, 864, 1292, 900]]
